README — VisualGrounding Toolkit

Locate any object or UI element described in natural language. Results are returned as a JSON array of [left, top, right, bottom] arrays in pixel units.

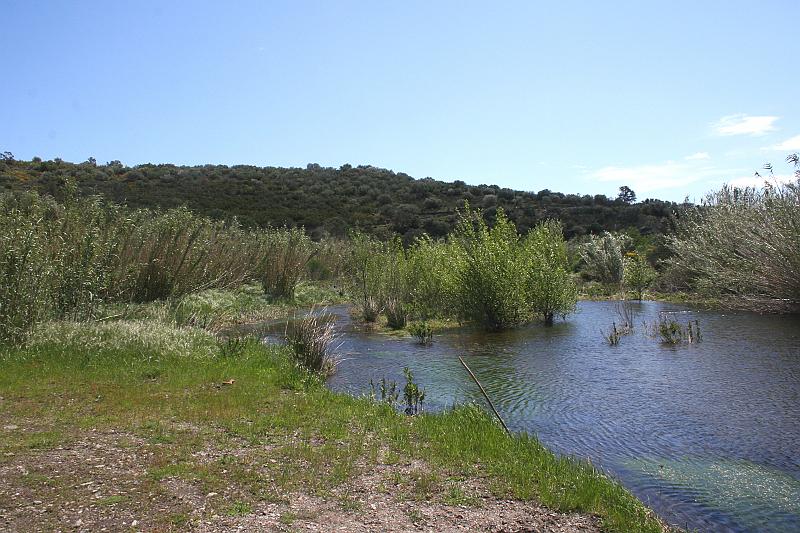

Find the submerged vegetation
[[602, 301, 637, 346]]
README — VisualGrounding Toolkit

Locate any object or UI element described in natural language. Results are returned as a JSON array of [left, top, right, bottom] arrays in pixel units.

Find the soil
[[0, 429, 601, 532]]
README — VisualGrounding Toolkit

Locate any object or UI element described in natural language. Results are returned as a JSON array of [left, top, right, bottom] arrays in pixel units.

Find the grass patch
[[23, 430, 64, 450], [226, 500, 253, 517], [97, 495, 128, 506], [279, 511, 297, 525], [167, 513, 190, 527]]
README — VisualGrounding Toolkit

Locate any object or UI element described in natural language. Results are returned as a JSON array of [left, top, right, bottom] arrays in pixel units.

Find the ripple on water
[[271, 302, 800, 532]]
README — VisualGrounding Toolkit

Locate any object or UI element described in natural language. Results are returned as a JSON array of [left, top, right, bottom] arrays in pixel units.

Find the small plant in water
[[603, 322, 622, 346], [601, 301, 636, 346], [407, 321, 433, 345], [658, 317, 682, 344], [362, 296, 382, 323], [402, 367, 425, 415], [646, 314, 703, 345], [384, 298, 408, 329], [369, 377, 399, 405]]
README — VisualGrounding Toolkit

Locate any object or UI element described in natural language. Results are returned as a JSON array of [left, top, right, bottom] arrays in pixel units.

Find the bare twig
[[458, 356, 511, 436]]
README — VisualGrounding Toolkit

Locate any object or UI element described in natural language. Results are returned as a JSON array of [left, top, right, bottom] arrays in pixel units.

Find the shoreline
[[0, 292, 672, 533]]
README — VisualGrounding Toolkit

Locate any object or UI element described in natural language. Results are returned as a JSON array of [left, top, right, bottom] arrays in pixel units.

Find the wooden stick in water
[[458, 356, 511, 436]]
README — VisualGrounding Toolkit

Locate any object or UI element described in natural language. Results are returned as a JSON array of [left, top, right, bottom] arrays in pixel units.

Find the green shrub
[[407, 321, 433, 345], [623, 252, 657, 301], [344, 231, 385, 322], [522, 220, 577, 325], [667, 178, 800, 312], [449, 206, 528, 331]]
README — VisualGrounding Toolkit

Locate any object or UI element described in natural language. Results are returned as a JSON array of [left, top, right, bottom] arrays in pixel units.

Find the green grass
[[97, 281, 346, 332], [0, 314, 666, 533], [226, 500, 253, 517], [97, 495, 128, 506]]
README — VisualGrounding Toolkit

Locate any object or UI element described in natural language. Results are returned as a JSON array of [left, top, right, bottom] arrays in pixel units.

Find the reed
[[645, 314, 703, 345], [384, 297, 408, 329], [407, 321, 434, 345], [257, 227, 317, 299], [286, 308, 340, 376], [0, 188, 318, 345]]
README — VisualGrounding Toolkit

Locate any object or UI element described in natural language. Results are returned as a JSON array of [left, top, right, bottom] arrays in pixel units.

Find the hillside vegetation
[[0, 157, 675, 241]]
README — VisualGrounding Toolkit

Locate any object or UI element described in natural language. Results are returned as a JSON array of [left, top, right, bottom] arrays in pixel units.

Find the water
[[269, 302, 800, 532]]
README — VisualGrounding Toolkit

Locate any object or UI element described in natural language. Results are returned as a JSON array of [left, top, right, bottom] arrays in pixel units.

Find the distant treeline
[[0, 157, 677, 241]]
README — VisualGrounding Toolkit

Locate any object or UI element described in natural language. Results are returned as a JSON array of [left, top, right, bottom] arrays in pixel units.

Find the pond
[[272, 301, 800, 532]]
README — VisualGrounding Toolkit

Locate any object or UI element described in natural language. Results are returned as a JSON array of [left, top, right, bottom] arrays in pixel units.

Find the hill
[[0, 156, 676, 241]]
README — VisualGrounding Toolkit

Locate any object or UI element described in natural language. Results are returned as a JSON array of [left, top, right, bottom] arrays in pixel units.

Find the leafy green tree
[[449, 206, 527, 331], [623, 251, 656, 301], [617, 186, 636, 204], [405, 235, 455, 320], [523, 220, 578, 325]]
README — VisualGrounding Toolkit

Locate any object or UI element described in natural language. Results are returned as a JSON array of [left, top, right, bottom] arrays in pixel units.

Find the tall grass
[[668, 179, 800, 312], [256, 226, 317, 299], [0, 191, 121, 343], [0, 193, 57, 344], [286, 308, 340, 376], [114, 207, 261, 303], [0, 189, 318, 345]]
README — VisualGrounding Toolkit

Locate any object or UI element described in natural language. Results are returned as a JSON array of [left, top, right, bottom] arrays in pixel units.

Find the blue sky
[[2, 1, 798, 201]]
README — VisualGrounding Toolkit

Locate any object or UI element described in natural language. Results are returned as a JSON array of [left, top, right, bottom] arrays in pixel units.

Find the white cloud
[[726, 173, 796, 189], [712, 114, 779, 136], [588, 160, 745, 194], [766, 134, 800, 151], [684, 152, 710, 160]]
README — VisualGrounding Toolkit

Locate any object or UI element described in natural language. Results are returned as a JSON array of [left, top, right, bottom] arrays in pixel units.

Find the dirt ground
[[0, 429, 601, 532]]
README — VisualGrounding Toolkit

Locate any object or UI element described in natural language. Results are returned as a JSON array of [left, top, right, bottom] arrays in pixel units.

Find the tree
[[618, 186, 636, 204], [623, 252, 656, 301], [523, 220, 578, 325], [449, 206, 527, 331]]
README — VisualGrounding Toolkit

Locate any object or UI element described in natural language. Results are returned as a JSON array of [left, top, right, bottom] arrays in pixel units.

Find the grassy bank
[[0, 301, 667, 533], [99, 281, 346, 331]]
